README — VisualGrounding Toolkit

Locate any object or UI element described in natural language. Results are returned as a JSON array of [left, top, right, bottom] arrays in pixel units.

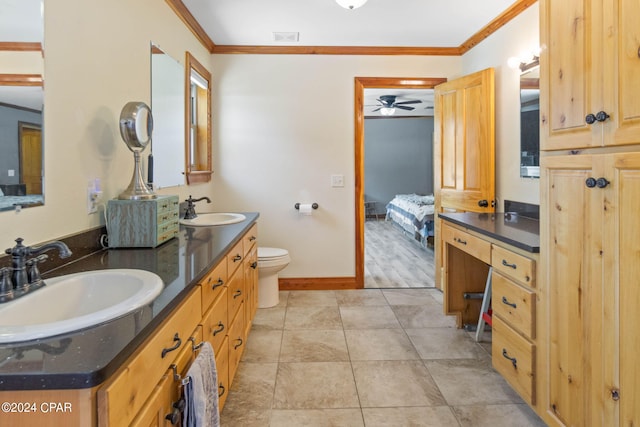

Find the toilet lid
[[258, 247, 288, 259]]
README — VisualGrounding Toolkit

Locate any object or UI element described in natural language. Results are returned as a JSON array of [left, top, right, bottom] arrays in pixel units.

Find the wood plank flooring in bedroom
[[365, 220, 435, 288]]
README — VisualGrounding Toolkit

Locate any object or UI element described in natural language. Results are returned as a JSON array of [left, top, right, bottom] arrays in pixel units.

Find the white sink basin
[[180, 212, 246, 226], [0, 269, 163, 343]]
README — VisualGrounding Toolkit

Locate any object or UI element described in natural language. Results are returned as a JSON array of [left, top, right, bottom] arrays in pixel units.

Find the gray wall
[[364, 117, 434, 215], [0, 105, 42, 186]]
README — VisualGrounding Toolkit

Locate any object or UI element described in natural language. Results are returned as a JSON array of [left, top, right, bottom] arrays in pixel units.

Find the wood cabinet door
[[540, 0, 599, 150], [602, 0, 640, 147], [603, 153, 640, 426], [540, 154, 602, 426]]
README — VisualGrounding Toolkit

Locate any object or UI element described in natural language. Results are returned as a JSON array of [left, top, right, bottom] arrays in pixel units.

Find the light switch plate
[[331, 174, 344, 187]]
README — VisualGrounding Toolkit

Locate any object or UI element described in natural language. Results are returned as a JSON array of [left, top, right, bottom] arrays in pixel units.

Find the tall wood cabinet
[[540, 0, 640, 425]]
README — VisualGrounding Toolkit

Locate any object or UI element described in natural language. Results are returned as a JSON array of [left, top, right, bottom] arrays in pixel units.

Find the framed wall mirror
[[185, 52, 212, 184], [150, 43, 185, 189], [519, 65, 540, 178], [0, 0, 45, 212]]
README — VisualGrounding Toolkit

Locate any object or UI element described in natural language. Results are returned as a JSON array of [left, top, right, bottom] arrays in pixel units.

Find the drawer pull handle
[[165, 408, 180, 425], [212, 321, 225, 336], [212, 278, 224, 289], [189, 337, 205, 352], [502, 259, 517, 269], [249, 236, 256, 242], [233, 254, 242, 262], [234, 338, 244, 349], [502, 349, 518, 369], [250, 261, 258, 269], [218, 383, 226, 397], [455, 237, 467, 245], [161, 333, 182, 358], [501, 296, 517, 309], [233, 289, 242, 299]]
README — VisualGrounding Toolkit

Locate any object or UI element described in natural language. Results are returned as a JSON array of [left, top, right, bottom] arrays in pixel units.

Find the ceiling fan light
[[380, 107, 395, 116], [335, 0, 367, 10]]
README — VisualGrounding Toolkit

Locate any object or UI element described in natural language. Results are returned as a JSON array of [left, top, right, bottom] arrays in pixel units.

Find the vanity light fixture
[[335, 0, 367, 9], [508, 47, 541, 73], [380, 107, 395, 116]]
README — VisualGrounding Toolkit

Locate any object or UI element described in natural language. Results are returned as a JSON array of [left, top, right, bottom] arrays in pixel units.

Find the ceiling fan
[[372, 95, 422, 115]]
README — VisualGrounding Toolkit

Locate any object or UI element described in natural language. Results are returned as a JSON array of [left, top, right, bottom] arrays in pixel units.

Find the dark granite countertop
[[438, 212, 539, 253], [0, 213, 259, 390]]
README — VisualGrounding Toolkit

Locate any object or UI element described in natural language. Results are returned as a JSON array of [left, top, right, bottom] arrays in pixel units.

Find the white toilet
[[257, 247, 290, 308]]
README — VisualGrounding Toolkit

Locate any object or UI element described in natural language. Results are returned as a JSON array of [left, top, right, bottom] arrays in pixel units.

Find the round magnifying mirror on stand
[[117, 102, 157, 200]]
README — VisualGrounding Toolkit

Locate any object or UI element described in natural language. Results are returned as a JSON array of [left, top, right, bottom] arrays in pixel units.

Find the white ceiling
[[182, 0, 517, 47]]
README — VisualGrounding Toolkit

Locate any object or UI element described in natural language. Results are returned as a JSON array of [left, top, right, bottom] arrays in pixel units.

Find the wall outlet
[[331, 174, 344, 187], [87, 179, 102, 214]]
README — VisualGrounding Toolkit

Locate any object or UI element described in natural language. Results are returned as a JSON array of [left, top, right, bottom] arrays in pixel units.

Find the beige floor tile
[[451, 404, 546, 427], [344, 329, 419, 361], [392, 305, 457, 329], [335, 289, 387, 306], [252, 307, 286, 330], [352, 360, 446, 407], [425, 359, 523, 406], [405, 328, 486, 360], [273, 362, 359, 409], [287, 290, 338, 306], [340, 306, 401, 329], [284, 306, 343, 330], [279, 329, 349, 362], [223, 362, 278, 411], [241, 329, 282, 363], [362, 406, 460, 427], [383, 288, 442, 305], [270, 409, 365, 427], [276, 290, 290, 307], [219, 408, 271, 427]]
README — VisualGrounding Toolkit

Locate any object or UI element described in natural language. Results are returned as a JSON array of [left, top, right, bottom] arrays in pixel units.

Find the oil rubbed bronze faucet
[[183, 195, 211, 220], [1, 238, 72, 302]]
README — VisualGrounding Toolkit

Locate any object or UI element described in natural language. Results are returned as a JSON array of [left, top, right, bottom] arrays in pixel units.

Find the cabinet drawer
[[442, 223, 491, 264], [492, 272, 536, 339], [243, 223, 258, 255], [491, 245, 535, 287], [227, 268, 244, 321], [227, 240, 244, 276], [228, 307, 245, 387], [216, 337, 230, 412], [98, 288, 202, 427], [200, 259, 228, 313], [202, 289, 229, 356], [492, 316, 535, 405]]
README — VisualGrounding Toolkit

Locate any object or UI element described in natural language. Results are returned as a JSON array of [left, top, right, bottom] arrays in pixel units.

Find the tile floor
[[220, 288, 547, 426]]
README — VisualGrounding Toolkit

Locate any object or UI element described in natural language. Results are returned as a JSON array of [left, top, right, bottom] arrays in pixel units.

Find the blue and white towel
[[184, 342, 220, 427]]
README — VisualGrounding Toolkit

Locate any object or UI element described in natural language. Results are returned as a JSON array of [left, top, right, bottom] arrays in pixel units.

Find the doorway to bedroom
[[354, 77, 445, 290]]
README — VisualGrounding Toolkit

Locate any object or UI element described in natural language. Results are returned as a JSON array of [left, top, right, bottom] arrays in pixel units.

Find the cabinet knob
[[611, 389, 620, 401], [595, 111, 610, 122], [478, 199, 489, 207], [596, 177, 610, 188], [585, 113, 597, 125], [585, 177, 597, 188]]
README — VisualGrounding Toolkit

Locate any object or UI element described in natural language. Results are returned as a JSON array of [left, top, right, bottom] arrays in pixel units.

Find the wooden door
[[433, 68, 495, 289], [19, 125, 42, 195], [540, 154, 602, 427], [540, 0, 599, 150], [603, 153, 640, 426]]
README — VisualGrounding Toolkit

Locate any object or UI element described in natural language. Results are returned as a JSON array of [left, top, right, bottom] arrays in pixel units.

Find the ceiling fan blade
[[394, 100, 422, 105], [376, 98, 391, 106], [371, 107, 382, 112], [395, 105, 415, 111]]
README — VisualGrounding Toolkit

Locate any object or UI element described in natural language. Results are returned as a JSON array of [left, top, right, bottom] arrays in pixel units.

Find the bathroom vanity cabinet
[[0, 215, 259, 427], [98, 223, 259, 426]]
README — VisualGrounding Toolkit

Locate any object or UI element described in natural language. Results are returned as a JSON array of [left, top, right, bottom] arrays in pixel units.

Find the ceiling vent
[[272, 32, 299, 43]]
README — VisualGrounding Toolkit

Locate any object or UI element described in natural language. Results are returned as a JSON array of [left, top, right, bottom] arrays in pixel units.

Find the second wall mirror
[[185, 52, 212, 184]]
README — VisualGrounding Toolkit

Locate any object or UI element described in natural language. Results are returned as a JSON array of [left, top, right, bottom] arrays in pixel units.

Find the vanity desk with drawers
[[438, 212, 541, 408]]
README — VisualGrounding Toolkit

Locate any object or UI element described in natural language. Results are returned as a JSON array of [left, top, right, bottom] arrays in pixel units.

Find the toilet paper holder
[[294, 203, 318, 210]]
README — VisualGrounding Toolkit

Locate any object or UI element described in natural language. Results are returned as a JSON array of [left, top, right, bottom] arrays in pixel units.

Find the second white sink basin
[[0, 269, 163, 343], [180, 212, 246, 226]]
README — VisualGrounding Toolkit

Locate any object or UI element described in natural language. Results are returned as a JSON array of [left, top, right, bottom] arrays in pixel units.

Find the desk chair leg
[[475, 266, 493, 342]]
